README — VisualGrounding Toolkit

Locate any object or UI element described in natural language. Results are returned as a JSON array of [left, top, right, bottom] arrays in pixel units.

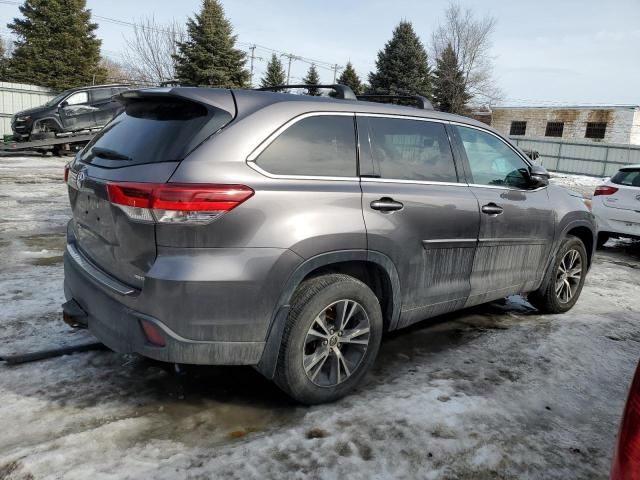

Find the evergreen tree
[[433, 43, 470, 114], [260, 53, 286, 90], [336, 61, 362, 95], [5, 0, 106, 90], [302, 64, 321, 96], [368, 21, 432, 99], [0, 37, 5, 80], [173, 0, 249, 87]]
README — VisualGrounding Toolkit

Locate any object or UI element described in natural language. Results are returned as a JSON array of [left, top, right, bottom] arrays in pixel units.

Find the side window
[[65, 91, 88, 105], [366, 117, 457, 182], [255, 115, 356, 177], [455, 125, 530, 189], [90, 88, 114, 103]]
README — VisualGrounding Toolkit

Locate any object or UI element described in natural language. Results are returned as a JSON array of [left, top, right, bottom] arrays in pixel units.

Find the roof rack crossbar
[[356, 94, 434, 110], [255, 84, 357, 100]]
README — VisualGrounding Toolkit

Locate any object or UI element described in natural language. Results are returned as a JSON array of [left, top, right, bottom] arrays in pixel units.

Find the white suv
[[592, 165, 640, 247]]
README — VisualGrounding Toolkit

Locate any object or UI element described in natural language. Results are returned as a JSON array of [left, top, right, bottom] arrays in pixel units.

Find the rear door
[[604, 168, 640, 210], [67, 91, 235, 288], [89, 87, 121, 127], [601, 168, 640, 234], [358, 114, 480, 329], [450, 124, 556, 306]]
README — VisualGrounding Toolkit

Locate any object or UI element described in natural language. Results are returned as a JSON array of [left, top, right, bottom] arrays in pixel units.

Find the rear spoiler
[[114, 88, 236, 118]]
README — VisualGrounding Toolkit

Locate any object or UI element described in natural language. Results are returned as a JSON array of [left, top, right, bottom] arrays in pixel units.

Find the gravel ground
[[1, 157, 639, 480]]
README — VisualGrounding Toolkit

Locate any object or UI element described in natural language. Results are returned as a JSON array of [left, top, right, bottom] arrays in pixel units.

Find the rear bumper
[[593, 201, 640, 238], [63, 241, 301, 365]]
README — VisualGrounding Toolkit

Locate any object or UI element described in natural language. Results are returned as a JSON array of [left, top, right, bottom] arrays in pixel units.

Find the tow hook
[[62, 299, 88, 328]]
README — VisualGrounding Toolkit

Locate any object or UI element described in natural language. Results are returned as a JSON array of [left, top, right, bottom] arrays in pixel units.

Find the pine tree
[[433, 43, 470, 114], [0, 37, 5, 80], [173, 0, 249, 87], [5, 0, 106, 90], [260, 53, 286, 90], [302, 64, 320, 96], [368, 21, 433, 99], [336, 61, 362, 95]]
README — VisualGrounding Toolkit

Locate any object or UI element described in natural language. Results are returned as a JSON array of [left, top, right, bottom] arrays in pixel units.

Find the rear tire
[[529, 235, 588, 313], [274, 274, 383, 405]]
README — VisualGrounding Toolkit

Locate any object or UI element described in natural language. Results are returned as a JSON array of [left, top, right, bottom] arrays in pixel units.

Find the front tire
[[529, 235, 588, 313], [275, 274, 383, 405]]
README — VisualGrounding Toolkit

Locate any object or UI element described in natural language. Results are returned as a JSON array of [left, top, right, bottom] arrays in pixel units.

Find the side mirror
[[529, 164, 550, 188], [60, 100, 69, 108]]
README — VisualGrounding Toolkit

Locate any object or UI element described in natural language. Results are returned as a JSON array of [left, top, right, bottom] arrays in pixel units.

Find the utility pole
[[282, 53, 298, 84], [248, 44, 257, 87], [332, 64, 340, 83]]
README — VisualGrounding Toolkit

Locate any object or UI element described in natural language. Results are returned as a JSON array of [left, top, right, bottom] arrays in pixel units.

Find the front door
[[450, 124, 556, 307], [58, 90, 95, 131], [358, 115, 480, 329]]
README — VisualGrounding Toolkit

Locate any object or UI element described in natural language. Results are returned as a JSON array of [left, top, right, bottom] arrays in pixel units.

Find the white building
[[489, 105, 640, 145]]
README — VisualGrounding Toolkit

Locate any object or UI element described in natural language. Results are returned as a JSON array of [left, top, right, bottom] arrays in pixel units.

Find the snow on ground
[[1, 156, 640, 479], [549, 172, 607, 199]]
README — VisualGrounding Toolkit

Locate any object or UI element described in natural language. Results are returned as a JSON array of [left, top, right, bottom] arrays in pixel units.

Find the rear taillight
[[612, 362, 640, 480], [106, 182, 254, 225], [64, 164, 69, 183], [594, 185, 619, 196]]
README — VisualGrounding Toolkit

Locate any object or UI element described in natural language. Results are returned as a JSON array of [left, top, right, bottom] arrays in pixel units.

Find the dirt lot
[[1, 155, 639, 479]]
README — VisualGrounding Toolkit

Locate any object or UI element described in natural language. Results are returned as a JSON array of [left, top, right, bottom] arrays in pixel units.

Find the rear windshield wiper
[[91, 147, 132, 161]]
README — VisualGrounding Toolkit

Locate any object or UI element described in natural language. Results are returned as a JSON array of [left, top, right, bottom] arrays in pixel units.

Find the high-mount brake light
[[106, 182, 254, 224], [594, 185, 619, 196]]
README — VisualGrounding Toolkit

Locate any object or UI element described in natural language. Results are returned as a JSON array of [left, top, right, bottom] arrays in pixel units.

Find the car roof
[[620, 164, 640, 170], [230, 88, 492, 131]]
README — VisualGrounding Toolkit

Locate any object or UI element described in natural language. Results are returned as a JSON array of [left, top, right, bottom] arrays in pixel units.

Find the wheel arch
[[536, 218, 596, 294], [256, 250, 401, 378], [32, 116, 63, 132]]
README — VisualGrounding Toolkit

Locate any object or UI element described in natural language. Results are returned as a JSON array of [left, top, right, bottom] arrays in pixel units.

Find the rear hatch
[[67, 88, 236, 288], [603, 168, 640, 212]]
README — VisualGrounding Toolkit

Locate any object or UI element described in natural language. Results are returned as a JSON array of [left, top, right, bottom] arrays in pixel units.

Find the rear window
[[255, 115, 357, 177], [611, 169, 640, 187], [79, 97, 232, 167]]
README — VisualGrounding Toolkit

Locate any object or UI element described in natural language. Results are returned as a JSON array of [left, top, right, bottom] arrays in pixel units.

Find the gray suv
[[62, 86, 596, 404]]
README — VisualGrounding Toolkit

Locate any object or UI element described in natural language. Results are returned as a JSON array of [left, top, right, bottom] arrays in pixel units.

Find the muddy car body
[[63, 86, 596, 403]]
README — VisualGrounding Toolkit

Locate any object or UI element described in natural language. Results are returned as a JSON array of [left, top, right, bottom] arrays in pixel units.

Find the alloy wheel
[[302, 299, 371, 387], [555, 249, 583, 303]]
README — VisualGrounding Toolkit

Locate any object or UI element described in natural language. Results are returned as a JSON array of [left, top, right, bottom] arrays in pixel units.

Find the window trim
[[246, 111, 360, 181], [356, 113, 463, 185]]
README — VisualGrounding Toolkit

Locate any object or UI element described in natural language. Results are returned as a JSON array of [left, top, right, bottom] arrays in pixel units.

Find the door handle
[[481, 203, 504, 216], [370, 198, 404, 212]]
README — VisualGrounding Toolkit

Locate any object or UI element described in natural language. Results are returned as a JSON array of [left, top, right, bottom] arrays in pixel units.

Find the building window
[[585, 122, 607, 139], [509, 121, 527, 136], [545, 121, 564, 137]]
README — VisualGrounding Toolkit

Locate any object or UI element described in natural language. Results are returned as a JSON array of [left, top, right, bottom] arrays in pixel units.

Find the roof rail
[[159, 79, 181, 87], [356, 94, 434, 110], [255, 84, 357, 100]]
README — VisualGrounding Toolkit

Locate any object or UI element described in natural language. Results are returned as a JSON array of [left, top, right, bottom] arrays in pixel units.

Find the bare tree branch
[[432, 3, 503, 105], [121, 16, 185, 86]]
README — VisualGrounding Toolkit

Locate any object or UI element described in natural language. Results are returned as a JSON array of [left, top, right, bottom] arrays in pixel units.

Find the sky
[[0, 0, 638, 106]]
